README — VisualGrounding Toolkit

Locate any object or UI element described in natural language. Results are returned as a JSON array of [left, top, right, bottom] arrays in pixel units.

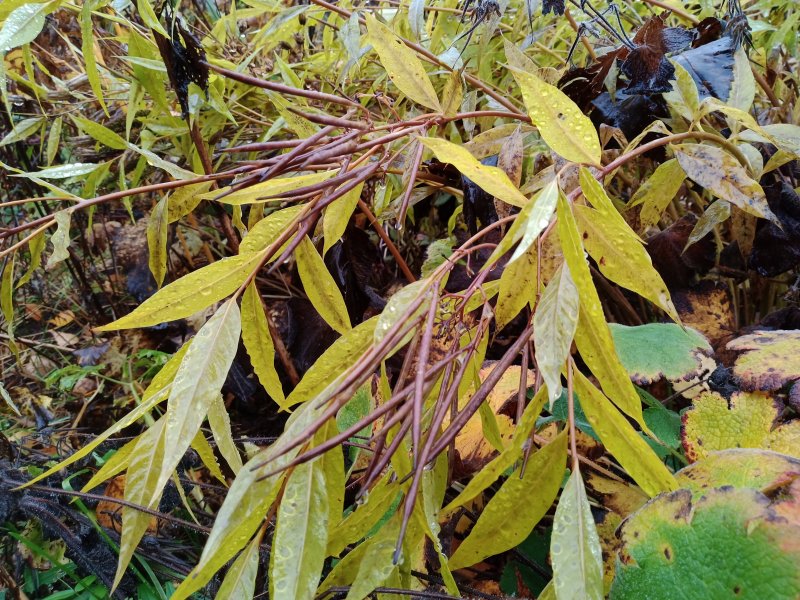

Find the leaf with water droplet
[[209, 171, 337, 206], [0, 2, 57, 53], [627, 159, 685, 230], [147, 195, 169, 288], [509, 179, 558, 263], [241, 282, 286, 407], [296, 235, 351, 335], [215, 533, 261, 600], [374, 279, 432, 345]]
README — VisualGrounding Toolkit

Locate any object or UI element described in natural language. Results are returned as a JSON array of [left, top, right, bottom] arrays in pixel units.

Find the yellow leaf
[[241, 282, 286, 406], [323, 181, 363, 256], [240, 205, 304, 254], [167, 181, 212, 223], [573, 369, 678, 496], [208, 394, 242, 474], [627, 158, 685, 229], [96, 253, 261, 331], [577, 170, 678, 321], [511, 68, 601, 166], [151, 299, 241, 505], [673, 143, 776, 221], [208, 171, 337, 206], [191, 430, 226, 484], [534, 263, 579, 404], [46, 209, 72, 270], [420, 137, 528, 207], [215, 534, 261, 600], [509, 179, 558, 263], [296, 236, 351, 335], [448, 430, 567, 570], [81, 436, 138, 492], [365, 14, 441, 111], [557, 192, 646, 426], [146, 195, 169, 288], [495, 241, 536, 330]]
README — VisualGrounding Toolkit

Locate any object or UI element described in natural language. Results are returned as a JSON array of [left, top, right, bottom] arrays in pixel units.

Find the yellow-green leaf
[[323, 181, 363, 256], [240, 205, 304, 254], [495, 241, 536, 330], [365, 14, 440, 111], [209, 171, 336, 206], [72, 115, 125, 150], [573, 369, 678, 496], [16, 229, 45, 288], [81, 435, 138, 492], [208, 394, 242, 474], [191, 429, 226, 484], [269, 456, 329, 600], [345, 528, 400, 600], [97, 253, 261, 331], [80, 0, 107, 115], [728, 46, 755, 112], [1, 254, 14, 331], [448, 430, 567, 570], [674, 143, 776, 221], [46, 117, 62, 165], [46, 209, 72, 269], [511, 68, 601, 166], [551, 469, 603, 600], [509, 179, 558, 263], [296, 236, 351, 335], [151, 299, 241, 504], [215, 533, 261, 600], [168, 181, 212, 222], [557, 192, 646, 426], [0, 116, 44, 146], [534, 263, 579, 404], [241, 282, 285, 406], [147, 195, 169, 288], [136, 0, 168, 36], [628, 158, 686, 229], [420, 137, 529, 207]]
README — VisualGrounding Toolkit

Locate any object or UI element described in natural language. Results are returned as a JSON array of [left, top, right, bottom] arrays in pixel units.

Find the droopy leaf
[[681, 391, 800, 462], [96, 253, 261, 330], [573, 370, 678, 497], [147, 195, 169, 288], [113, 418, 166, 590], [448, 430, 567, 570], [0, 116, 44, 146], [509, 179, 558, 263], [71, 116, 125, 150], [269, 456, 329, 600], [557, 192, 646, 426], [627, 158, 686, 230], [610, 323, 712, 385], [577, 170, 678, 321], [209, 171, 336, 206], [511, 68, 601, 166], [167, 181, 212, 223], [241, 282, 285, 406], [551, 469, 603, 600], [152, 299, 241, 504], [420, 137, 529, 207], [208, 394, 242, 474], [345, 530, 400, 600], [215, 533, 261, 600], [284, 316, 378, 409], [374, 279, 431, 344], [495, 242, 536, 330], [674, 143, 776, 221], [80, 0, 107, 115], [240, 205, 304, 254], [46, 209, 72, 269], [81, 436, 139, 493], [323, 181, 364, 256], [534, 263, 579, 405], [365, 14, 440, 111], [296, 236, 351, 335]]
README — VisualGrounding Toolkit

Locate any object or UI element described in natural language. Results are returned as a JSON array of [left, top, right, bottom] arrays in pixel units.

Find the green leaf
[[72, 115, 125, 150], [215, 534, 261, 600], [0, 116, 44, 146], [448, 430, 567, 570], [551, 469, 603, 600], [323, 181, 364, 256], [46, 209, 72, 269], [20, 163, 100, 179], [345, 530, 400, 600], [573, 370, 678, 497], [627, 159, 685, 230], [147, 195, 169, 288], [269, 456, 329, 600], [1, 254, 14, 332], [96, 253, 262, 330], [511, 68, 601, 166], [534, 263, 579, 404], [16, 229, 45, 288], [45, 117, 62, 165], [241, 282, 285, 406], [420, 137, 529, 207], [136, 0, 168, 37], [0, 2, 59, 53], [296, 236, 351, 335], [674, 144, 776, 221], [209, 171, 337, 206], [80, 0, 107, 115], [365, 14, 440, 111], [151, 299, 241, 504]]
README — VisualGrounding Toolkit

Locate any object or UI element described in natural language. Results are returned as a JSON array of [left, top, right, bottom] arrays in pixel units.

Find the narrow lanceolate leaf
[[114, 418, 166, 590], [1, 254, 14, 330], [728, 46, 755, 112], [80, 0, 107, 115], [19, 163, 100, 179], [511, 69, 601, 166], [147, 195, 169, 288], [46, 209, 72, 269], [448, 430, 567, 570], [97, 253, 262, 330], [171, 401, 321, 600], [628, 158, 686, 230], [557, 193, 646, 427], [240, 205, 304, 254], [17, 229, 45, 288], [577, 170, 678, 322], [374, 280, 431, 343], [191, 430, 226, 484], [345, 534, 400, 600], [167, 181, 212, 222], [573, 370, 677, 497], [323, 181, 364, 256], [208, 394, 243, 474], [420, 137, 529, 207], [215, 534, 261, 600], [208, 171, 337, 206], [269, 458, 329, 600], [534, 263, 579, 405], [551, 469, 604, 600], [72, 115, 125, 150], [509, 179, 558, 263], [674, 144, 776, 221], [296, 236, 351, 335], [365, 14, 440, 111], [0, 116, 44, 146], [241, 282, 285, 406], [0, 2, 56, 53], [495, 242, 536, 330], [151, 299, 241, 505], [81, 435, 138, 492]]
